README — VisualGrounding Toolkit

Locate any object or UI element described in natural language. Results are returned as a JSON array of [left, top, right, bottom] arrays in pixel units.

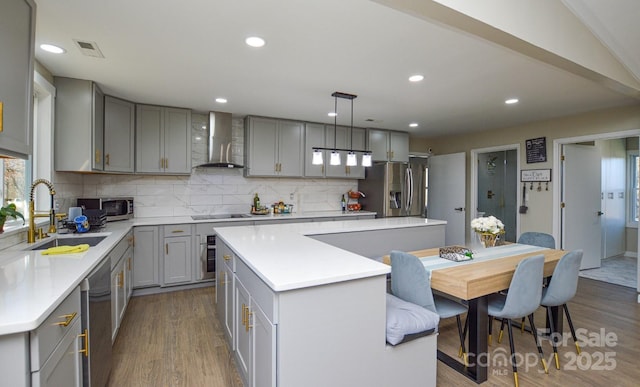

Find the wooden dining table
[[383, 244, 566, 384]]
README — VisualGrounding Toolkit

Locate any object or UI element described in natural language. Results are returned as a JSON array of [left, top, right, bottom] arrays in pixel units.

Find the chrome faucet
[[28, 179, 58, 243]]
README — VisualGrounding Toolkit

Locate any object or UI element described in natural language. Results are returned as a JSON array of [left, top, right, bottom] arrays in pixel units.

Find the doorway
[[553, 130, 640, 296], [471, 145, 519, 243]]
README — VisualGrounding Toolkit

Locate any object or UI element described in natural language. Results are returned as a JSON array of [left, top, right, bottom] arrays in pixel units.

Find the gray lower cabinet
[[0, 287, 83, 386], [0, 0, 35, 158], [133, 226, 159, 288], [220, 243, 276, 387], [31, 286, 83, 387], [104, 96, 135, 173], [216, 242, 235, 346], [136, 104, 192, 174], [163, 224, 193, 285], [110, 231, 134, 341]]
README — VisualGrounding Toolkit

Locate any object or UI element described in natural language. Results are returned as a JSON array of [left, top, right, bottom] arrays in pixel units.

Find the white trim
[[624, 251, 638, 259], [552, 129, 640, 295], [470, 143, 521, 241]]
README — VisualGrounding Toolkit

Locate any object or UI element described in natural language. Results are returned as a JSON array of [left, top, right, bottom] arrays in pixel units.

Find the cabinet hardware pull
[[118, 271, 124, 288], [171, 230, 184, 233], [246, 310, 253, 332], [54, 312, 77, 327], [127, 257, 131, 270], [220, 271, 227, 285], [242, 304, 247, 326], [95, 150, 100, 163], [223, 254, 231, 261], [0, 101, 3, 133], [165, 158, 168, 169], [127, 236, 134, 246], [165, 243, 168, 255], [106, 154, 110, 165], [78, 329, 89, 357]]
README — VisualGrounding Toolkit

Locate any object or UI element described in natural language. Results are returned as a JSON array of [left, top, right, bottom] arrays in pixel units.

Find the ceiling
[[34, 0, 640, 139]]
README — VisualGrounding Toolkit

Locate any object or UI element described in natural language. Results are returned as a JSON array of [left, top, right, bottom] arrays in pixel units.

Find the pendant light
[[311, 91, 371, 167], [330, 93, 341, 165]]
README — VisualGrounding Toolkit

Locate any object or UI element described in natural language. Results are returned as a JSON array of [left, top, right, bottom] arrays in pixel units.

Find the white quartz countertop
[[0, 222, 134, 335], [215, 217, 446, 292], [0, 214, 440, 335]]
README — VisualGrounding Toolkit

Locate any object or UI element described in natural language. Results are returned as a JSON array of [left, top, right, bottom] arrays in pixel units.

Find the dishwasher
[[81, 258, 112, 387]]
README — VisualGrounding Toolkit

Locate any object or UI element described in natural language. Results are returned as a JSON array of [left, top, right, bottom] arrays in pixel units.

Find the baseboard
[[624, 251, 638, 258], [132, 280, 215, 297]]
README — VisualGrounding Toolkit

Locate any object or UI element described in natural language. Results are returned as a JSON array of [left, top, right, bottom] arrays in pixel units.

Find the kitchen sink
[[191, 213, 252, 220], [28, 235, 108, 250]]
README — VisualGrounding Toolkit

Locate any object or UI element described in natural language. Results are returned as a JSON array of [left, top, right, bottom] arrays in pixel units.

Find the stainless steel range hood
[[195, 111, 244, 168]]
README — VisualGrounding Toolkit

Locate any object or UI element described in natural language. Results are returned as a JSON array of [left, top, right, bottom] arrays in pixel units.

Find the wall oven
[[200, 234, 216, 280], [77, 197, 134, 222]]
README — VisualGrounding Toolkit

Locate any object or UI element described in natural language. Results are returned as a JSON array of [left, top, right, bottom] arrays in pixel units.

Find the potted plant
[[0, 203, 25, 233]]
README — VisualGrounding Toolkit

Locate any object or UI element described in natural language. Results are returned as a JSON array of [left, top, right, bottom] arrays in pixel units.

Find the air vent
[[365, 118, 383, 123], [73, 39, 105, 58]]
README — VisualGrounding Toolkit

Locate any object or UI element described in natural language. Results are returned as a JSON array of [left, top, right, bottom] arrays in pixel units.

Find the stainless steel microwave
[[77, 197, 134, 222]]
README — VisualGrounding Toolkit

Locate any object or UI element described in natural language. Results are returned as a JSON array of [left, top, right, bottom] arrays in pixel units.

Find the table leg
[[436, 295, 488, 384]]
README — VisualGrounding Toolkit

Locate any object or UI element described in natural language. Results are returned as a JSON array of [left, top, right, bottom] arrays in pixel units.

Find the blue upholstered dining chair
[[541, 249, 583, 370], [488, 254, 547, 386], [390, 250, 469, 364], [517, 232, 555, 249], [514, 231, 555, 333]]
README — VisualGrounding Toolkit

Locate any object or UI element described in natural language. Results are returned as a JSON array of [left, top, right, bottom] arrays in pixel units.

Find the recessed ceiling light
[[40, 44, 65, 54], [408, 75, 424, 82], [245, 36, 266, 48], [328, 112, 337, 117], [215, 98, 228, 104], [505, 98, 519, 104], [409, 123, 419, 128]]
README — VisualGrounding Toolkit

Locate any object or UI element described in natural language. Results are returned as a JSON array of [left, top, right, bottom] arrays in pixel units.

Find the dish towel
[[41, 244, 90, 255]]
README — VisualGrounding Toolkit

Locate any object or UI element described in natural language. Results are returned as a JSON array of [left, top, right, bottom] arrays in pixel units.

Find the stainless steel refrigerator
[[358, 160, 427, 217]]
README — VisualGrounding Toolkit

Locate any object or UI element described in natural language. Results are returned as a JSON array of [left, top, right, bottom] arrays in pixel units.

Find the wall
[[53, 114, 357, 218], [411, 104, 640, 247]]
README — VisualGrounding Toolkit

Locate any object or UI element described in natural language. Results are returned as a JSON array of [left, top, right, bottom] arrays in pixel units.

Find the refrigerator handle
[[406, 167, 413, 213]]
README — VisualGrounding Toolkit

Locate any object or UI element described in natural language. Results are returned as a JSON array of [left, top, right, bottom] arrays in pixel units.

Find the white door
[[428, 152, 466, 246], [562, 144, 602, 269]]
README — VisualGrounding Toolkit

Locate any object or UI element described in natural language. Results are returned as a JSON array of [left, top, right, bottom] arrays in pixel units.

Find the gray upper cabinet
[[367, 129, 409, 162], [245, 116, 304, 177], [0, 0, 35, 158], [136, 104, 192, 174], [104, 96, 135, 173], [54, 77, 105, 172]]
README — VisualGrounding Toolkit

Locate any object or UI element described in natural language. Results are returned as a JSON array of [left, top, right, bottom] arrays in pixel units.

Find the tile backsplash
[[52, 114, 358, 218]]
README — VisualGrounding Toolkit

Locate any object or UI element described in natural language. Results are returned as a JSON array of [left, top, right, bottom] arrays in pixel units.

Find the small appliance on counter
[[77, 197, 133, 222]]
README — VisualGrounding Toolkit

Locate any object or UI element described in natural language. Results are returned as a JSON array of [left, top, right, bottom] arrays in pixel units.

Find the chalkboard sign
[[526, 137, 547, 163]]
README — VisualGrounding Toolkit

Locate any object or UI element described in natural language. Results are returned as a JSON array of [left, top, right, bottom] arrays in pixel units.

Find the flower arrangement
[[471, 215, 504, 247], [470, 215, 504, 234]]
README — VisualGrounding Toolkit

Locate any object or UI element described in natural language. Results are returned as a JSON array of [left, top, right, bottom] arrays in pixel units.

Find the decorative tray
[[251, 209, 269, 215], [439, 246, 474, 262]]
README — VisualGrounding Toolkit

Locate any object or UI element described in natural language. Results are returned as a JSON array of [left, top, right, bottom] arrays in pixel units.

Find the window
[[1, 157, 30, 226], [628, 150, 639, 226]]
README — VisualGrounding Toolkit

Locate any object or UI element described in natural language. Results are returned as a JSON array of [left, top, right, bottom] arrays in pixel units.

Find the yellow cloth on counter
[[41, 244, 90, 255]]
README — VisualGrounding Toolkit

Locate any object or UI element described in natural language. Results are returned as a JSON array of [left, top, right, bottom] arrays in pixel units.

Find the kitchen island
[[214, 217, 445, 387]]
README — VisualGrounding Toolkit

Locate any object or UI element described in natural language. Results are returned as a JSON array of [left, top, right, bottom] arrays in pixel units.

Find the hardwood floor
[[109, 287, 243, 387], [110, 278, 639, 386]]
